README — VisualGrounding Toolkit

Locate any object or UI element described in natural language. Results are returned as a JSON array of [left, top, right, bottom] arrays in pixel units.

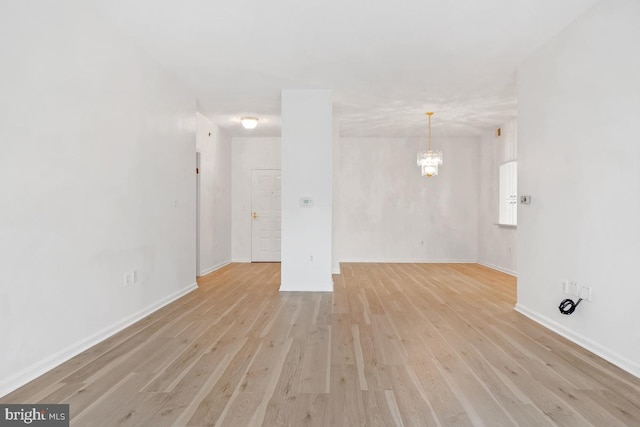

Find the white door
[[499, 161, 517, 226], [251, 169, 281, 262]]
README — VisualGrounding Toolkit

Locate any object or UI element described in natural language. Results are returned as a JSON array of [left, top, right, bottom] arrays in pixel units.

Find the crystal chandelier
[[417, 112, 443, 177]]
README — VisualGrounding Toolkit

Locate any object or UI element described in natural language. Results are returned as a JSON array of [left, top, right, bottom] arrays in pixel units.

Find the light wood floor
[[3, 263, 640, 426]]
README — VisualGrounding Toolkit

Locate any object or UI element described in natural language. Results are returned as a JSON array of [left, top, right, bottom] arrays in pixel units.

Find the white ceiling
[[91, 0, 598, 137]]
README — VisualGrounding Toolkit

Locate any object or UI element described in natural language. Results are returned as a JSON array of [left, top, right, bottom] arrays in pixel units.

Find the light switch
[[299, 197, 314, 208]]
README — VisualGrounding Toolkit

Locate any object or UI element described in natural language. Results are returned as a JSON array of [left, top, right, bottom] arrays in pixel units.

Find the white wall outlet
[[568, 281, 579, 297], [580, 285, 592, 302], [310, 255, 314, 261], [124, 272, 132, 287], [562, 280, 569, 293]]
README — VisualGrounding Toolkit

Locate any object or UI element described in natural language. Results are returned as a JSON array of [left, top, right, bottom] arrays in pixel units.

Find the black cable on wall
[[559, 298, 582, 315]]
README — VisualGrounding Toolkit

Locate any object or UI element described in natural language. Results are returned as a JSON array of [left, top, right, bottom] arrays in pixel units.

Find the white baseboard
[[279, 282, 333, 292], [339, 258, 478, 264], [198, 260, 231, 277], [332, 263, 341, 275], [0, 282, 198, 398], [477, 261, 517, 276], [231, 258, 251, 263], [515, 303, 640, 379]]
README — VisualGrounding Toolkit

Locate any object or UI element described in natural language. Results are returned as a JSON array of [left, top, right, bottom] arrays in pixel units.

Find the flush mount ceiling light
[[417, 112, 443, 177], [240, 117, 259, 130]]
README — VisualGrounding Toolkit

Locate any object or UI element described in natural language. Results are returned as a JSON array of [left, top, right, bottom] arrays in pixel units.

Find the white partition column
[[280, 90, 333, 292]]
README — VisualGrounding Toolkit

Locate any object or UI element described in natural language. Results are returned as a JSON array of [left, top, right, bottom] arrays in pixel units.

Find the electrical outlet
[[124, 272, 131, 287], [580, 285, 592, 302], [562, 280, 569, 294], [568, 281, 579, 297], [310, 255, 314, 261]]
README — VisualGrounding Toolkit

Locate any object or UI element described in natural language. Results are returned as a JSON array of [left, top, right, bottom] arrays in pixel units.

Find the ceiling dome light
[[241, 117, 259, 130]]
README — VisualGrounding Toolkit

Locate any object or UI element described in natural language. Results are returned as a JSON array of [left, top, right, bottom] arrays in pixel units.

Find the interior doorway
[[251, 169, 281, 262]]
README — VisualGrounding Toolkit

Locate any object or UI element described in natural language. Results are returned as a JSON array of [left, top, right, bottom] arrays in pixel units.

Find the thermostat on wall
[[299, 197, 314, 208]]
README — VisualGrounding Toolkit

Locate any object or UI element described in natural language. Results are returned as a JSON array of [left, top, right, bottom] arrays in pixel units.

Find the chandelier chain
[[428, 112, 432, 151]]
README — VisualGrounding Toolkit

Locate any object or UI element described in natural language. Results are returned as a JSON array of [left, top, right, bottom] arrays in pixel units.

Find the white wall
[[280, 90, 333, 291], [338, 137, 479, 262], [477, 119, 518, 275], [231, 137, 281, 262], [0, 1, 197, 396], [196, 113, 232, 275], [516, 0, 640, 377]]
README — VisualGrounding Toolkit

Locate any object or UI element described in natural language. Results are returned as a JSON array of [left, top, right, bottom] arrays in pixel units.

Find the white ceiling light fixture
[[241, 116, 259, 130], [417, 112, 443, 177]]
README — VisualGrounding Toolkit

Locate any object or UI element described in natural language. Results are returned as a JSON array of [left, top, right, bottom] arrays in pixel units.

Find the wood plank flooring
[[3, 262, 640, 426]]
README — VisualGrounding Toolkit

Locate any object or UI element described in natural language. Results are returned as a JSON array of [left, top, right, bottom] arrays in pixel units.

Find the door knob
[[252, 212, 257, 219]]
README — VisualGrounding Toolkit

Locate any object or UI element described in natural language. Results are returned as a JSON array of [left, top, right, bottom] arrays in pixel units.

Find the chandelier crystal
[[417, 112, 443, 177]]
